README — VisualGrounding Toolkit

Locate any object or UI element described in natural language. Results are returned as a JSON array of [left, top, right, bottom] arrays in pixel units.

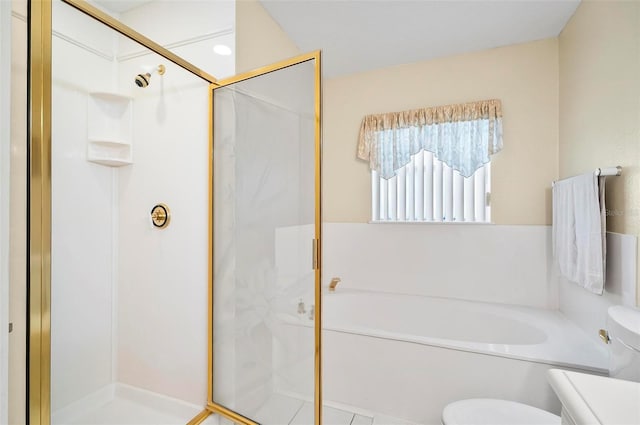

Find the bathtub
[[274, 290, 609, 424], [320, 290, 608, 424]]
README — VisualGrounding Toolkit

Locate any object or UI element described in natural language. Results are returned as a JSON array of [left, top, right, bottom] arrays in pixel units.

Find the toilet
[[442, 399, 561, 425], [441, 305, 640, 425]]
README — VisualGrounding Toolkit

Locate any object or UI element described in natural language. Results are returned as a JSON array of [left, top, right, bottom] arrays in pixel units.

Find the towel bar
[[552, 166, 622, 186]]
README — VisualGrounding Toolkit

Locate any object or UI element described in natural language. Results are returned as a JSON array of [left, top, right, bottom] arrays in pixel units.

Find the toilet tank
[[607, 305, 640, 381]]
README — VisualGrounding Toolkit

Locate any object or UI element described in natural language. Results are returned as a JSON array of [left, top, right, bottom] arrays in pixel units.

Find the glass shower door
[[211, 54, 321, 425]]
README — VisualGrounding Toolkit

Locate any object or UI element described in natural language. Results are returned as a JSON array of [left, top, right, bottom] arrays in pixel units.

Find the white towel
[[552, 173, 606, 294]]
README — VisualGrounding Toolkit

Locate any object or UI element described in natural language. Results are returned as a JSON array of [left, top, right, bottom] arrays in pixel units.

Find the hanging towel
[[552, 173, 607, 294]]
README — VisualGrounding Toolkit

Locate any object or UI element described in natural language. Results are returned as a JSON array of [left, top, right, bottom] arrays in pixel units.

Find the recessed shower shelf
[[87, 139, 132, 167], [87, 92, 133, 167], [89, 139, 130, 147], [87, 157, 133, 167], [89, 92, 133, 102]]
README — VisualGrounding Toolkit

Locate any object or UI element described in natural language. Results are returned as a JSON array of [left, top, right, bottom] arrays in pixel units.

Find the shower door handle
[[312, 239, 319, 270]]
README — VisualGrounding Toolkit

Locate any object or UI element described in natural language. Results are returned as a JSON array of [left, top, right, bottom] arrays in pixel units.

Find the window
[[357, 99, 502, 223]]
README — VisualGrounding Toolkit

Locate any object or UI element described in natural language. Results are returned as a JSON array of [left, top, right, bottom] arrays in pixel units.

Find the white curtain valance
[[357, 99, 503, 179]]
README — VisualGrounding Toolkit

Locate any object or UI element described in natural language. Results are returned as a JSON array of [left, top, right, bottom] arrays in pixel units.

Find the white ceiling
[[93, 0, 153, 13], [260, 0, 581, 77]]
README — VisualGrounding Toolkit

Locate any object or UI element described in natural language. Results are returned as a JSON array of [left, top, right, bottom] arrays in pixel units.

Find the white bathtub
[[323, 290, 608, 371], [319, 290, 608, 424]]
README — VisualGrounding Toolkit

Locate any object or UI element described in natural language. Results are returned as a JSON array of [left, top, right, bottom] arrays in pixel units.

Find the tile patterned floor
[[218, 393, 416, 425]]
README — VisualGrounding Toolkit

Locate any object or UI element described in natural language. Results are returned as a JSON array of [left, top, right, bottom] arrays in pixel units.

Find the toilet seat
[[442, 399, 560, 425]]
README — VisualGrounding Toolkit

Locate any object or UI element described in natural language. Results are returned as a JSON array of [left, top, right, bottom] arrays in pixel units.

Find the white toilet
[[441, 305, 640, 425]]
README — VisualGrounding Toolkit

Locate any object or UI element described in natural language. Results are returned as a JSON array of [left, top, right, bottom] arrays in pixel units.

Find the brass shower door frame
[[204, 51, 323, 425]]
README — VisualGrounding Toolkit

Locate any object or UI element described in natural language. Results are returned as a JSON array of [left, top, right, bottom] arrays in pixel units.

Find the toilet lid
[[442, 399, 561, 425]]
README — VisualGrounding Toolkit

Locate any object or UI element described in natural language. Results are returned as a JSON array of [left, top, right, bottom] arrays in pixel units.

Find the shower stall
[[25, 0, 322, 424]]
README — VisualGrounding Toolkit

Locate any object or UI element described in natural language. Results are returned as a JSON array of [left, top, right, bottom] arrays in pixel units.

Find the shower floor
[[62, 397, 208, 425], [51, 383, 213, 425], [221, 393, 417, 425]]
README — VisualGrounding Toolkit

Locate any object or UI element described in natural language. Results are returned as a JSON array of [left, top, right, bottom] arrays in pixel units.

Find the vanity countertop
[[547, 369, 640, 424]]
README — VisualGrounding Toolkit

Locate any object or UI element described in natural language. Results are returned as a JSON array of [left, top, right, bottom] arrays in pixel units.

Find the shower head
[[135, 64, 165, 88], [135, 73, 151, 88]]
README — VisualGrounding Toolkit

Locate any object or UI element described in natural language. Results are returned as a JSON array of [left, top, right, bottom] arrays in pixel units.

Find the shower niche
[[87, 92, 133, 166]]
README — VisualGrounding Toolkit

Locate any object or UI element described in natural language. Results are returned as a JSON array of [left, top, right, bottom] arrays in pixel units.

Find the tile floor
[[219, 393, 417, 425]]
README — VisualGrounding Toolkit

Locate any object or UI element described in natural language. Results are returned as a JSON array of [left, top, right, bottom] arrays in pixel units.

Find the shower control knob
[[150, 204, 170, 229]]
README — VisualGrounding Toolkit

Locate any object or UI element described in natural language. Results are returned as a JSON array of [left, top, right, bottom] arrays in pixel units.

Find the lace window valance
[[357, 99, 503, 179]]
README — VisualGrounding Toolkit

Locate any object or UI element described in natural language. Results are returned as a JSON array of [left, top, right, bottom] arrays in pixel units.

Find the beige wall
[[559, 0, 640, 301], [324, 38, 559, 224], [235, 0, 300, 74]]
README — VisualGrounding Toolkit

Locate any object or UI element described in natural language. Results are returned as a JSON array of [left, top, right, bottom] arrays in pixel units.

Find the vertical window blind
[[371, 150, 490, 222]]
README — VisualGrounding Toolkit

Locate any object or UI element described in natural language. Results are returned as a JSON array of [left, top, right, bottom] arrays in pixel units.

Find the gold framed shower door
[[27, 1, 322, 424], [202, 51, 323, 425]]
